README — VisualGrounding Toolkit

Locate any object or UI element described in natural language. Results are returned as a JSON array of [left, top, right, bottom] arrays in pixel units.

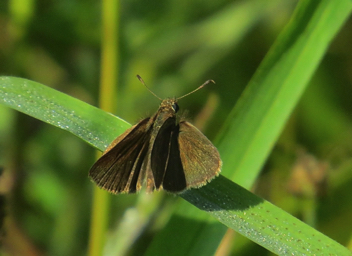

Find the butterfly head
[[160, 98, 179, 114]]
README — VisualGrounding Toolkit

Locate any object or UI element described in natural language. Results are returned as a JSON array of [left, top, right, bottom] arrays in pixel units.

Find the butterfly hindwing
[[89, 118, 151, 193], [178, 121, 221, 188]]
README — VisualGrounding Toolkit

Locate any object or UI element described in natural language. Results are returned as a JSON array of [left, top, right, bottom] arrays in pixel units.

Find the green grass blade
[[218, 0, 352, 188], [0, 76, 350, 255], [1, 68, 350, 256], [0, 76, 130, 151], [181, 176, 351, 256], [0, 75, 350, 255]]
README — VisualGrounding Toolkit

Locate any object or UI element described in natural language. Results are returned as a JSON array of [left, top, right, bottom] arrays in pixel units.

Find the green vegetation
[[0, 0, 351, 255]]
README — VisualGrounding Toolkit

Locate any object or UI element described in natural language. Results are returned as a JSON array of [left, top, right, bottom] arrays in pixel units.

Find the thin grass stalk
[[88, 0, 120, 255]]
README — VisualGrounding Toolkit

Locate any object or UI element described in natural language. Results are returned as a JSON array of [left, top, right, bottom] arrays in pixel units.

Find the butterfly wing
[[151, 117, 187, 192], [178, 121, 222, 188], [150, 118, 221, 193], [89, 118, 151, 194]]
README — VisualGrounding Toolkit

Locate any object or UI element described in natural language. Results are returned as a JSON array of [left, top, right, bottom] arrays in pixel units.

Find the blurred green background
[[0, 0, 352, 255]]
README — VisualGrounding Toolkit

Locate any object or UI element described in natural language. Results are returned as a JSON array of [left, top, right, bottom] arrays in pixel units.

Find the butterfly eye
[[172, 103, 179, 113]]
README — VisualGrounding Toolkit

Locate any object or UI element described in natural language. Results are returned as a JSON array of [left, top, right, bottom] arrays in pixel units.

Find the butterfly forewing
[[162, 123, 186, 192], [89, 118, 152, 193], [151, 117, 186, 192], [178, 121, 222, 188]]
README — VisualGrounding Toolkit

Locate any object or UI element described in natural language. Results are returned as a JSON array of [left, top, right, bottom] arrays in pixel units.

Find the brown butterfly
[[89, 75, 222, 194]]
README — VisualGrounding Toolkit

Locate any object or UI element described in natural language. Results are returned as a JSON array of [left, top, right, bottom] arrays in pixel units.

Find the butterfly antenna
[[137, 75, 163, 101], [177, 79, 216, 100]]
